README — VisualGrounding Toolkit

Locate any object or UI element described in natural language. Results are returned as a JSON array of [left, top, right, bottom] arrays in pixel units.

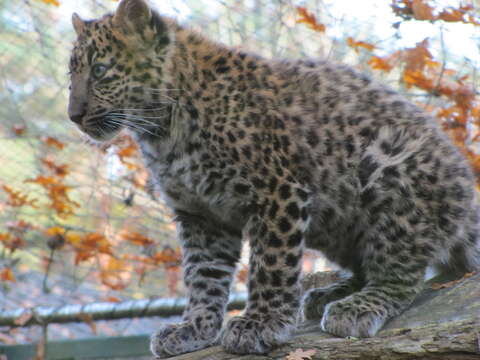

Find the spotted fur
[[68, 0, 480, 357]]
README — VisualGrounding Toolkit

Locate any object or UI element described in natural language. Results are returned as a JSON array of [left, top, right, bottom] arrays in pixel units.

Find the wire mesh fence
[[0, 0, 479, 345]]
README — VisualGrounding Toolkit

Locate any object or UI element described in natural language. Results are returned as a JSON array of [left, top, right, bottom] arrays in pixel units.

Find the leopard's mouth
[[82, 114, 123, 141]]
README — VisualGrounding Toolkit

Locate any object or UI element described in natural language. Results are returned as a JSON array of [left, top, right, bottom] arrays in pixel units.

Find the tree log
[[167, 272, 480, 360]]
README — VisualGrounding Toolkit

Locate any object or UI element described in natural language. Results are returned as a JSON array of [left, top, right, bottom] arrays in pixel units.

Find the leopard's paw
[[302, 279, 363, 322], [302, 287, 334, 320], [320, 296, 387, 338], [150, 322, 220, 358], [221, 315, 294, 355]]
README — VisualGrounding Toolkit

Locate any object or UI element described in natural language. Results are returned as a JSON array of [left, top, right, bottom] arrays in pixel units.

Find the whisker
[[108, 113, 165, 124], [106, 117, 159, 137], [144, 88, 182, 92], [114, 107, 170, 112]]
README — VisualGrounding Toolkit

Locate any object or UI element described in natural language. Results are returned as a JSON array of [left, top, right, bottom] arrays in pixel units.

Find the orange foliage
[[42, 136, 65, 150], [104, 296, 121, 303], [123, 247, 181, 267], [0, 268, 16, 283], [0, 233, 26, 253], [2, 185, 38, 208], [41, 158, 69, 178], [0, 221, 31, 253], [99, 256, 131, 290], [12, 125, 26, 136], [115, 135, 141, 170], [66, 232, 113, 264], [402, 38, 432, 72], [7, 220, 31, 232], [120, 230, 155, 247], [152, 248, 182, 266], [346, 37, 375, 53], [411, 0, 434, 21], [236, 264, 248, 284], [35, 0, 60, 6], [296, 7, 326, 33], [391, 0, 480, 25], [403, 70, 434, 90], [26, 176, 79, 218], [367, 56, 393, 72]]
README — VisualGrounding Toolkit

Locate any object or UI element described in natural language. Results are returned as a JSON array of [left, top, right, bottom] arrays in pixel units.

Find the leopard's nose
[[69, 112, 85, 125]]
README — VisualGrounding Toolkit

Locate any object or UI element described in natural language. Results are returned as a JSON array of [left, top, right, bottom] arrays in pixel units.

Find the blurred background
[[0, 0, 479, 350]]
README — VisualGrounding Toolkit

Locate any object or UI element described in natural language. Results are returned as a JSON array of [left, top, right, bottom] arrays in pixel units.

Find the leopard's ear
[[72, 13, 86, 36], [113, 0, 152, 35]]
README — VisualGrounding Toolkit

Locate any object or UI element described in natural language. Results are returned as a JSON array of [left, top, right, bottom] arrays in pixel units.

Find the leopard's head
[[68, 0, 173, 141]]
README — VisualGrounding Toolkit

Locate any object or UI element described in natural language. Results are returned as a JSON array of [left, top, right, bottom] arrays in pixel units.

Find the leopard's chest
[[159, 168, 249, 230], [138, 138, 250, 230]]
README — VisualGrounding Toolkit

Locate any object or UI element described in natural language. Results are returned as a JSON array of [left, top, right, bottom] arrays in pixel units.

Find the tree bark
[[167, 271, 480, 360]]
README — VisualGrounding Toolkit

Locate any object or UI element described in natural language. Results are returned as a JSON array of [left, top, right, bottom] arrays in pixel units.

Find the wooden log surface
[[167, 271, 480, 360]]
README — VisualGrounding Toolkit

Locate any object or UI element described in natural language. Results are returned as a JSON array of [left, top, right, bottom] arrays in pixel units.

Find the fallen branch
[[167, 272, 480, 360], [0, 294, 247, 327], [0, 272, 342, 328]]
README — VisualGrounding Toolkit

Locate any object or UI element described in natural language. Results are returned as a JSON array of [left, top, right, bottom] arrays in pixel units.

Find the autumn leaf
[[26, 175, 57, 186], [6, 220, 31, 233], [99, 256, 131, 290], [26, 176, 79, 218], [12, 125, 26, 136], [391, 0, 415, 19], [104, 296, 121, 302], [392, 0, 479, 25], [121, 230, 155, 247], [411, 0, 435, 21], [41, 158, 69, 178], [46, 226, 66, 236], [367, 56, 393, 72], [151, 248, 182, 266], [2, 185, 38, 208], [236, 264, 248, 283], [436, 106, 457, 120], [0, 268, 16, 282], [66, 232, 113, 264], [296, 7, 326, 33], [0, 233, 26, 253], [346, 37, 375, 53], [403, 70, 434, 91], [286, 348, 316, 360], [403, 38, 432, 72], [116, 136, 141, 170], [42, 136, 65, 150], [35, 0, 60, 6]]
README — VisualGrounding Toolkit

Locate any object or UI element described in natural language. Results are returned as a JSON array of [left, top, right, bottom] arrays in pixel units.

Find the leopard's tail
[[446, 205, 480, 275], [431, 205, 480, 278]]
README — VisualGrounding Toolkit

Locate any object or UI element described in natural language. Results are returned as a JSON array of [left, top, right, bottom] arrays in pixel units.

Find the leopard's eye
[[92, 64, 108, 79]]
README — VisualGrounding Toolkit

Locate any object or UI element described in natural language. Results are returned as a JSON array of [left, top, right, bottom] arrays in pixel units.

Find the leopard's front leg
[[150, 211, 242, 358], [221, 183, 310, 354]]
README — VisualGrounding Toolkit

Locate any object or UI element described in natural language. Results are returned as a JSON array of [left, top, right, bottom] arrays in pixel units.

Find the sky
[[57, 0, 479, 63]]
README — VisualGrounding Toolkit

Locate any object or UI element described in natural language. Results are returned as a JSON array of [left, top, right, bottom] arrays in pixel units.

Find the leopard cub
[[68, 0, 480, 357]]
